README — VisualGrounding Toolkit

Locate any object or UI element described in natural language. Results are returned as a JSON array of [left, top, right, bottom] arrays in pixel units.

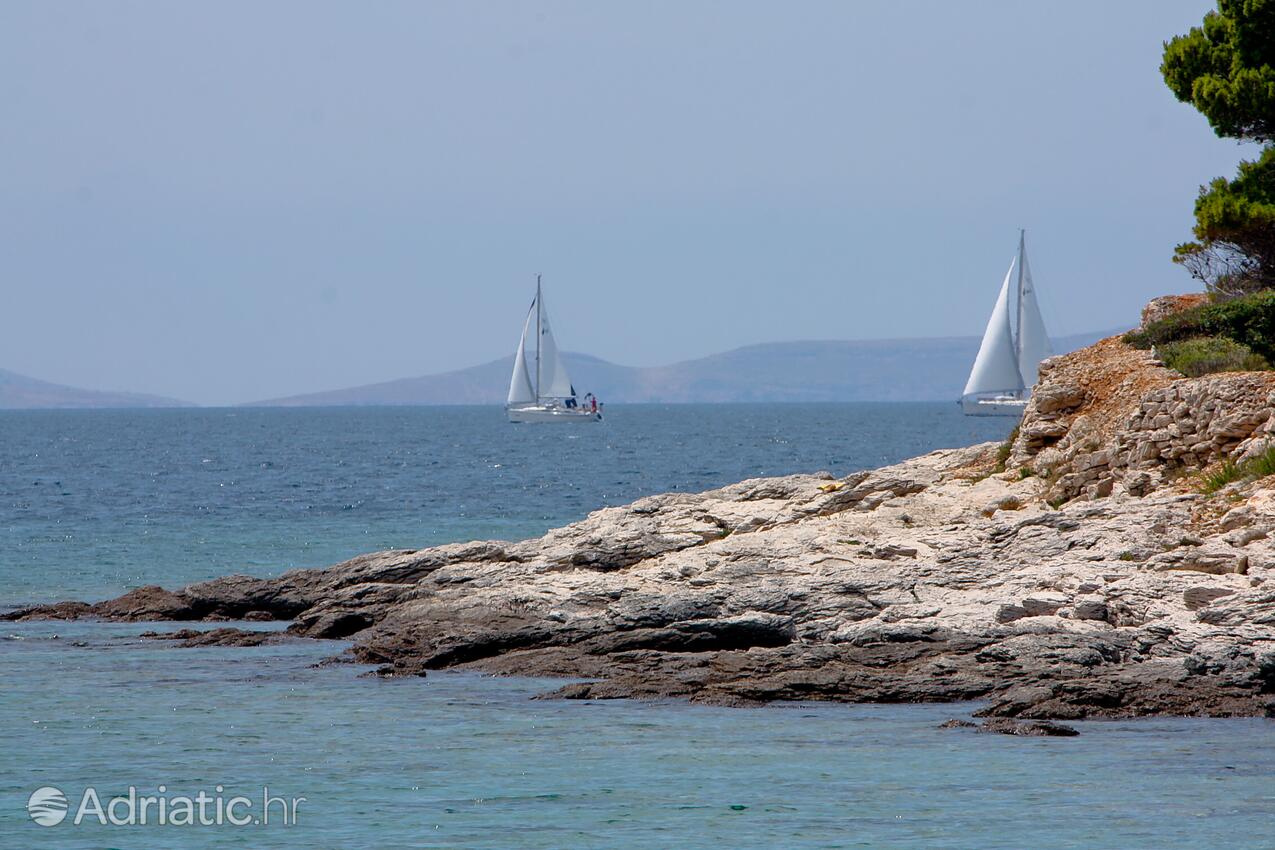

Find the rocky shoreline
[[10, 321, 1275, 721]]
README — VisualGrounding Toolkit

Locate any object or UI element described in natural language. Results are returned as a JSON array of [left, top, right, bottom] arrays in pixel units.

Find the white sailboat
[[506, 276, 603, 423], [960, 230, 1053, 416]]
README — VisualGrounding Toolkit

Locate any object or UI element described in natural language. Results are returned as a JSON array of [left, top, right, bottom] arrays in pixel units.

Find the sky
[[0, 1, 1261, 405]]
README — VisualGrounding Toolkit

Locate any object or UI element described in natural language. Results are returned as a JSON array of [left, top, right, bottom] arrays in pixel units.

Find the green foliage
[[1200, 443, 1275, 493], [1117, 551, 1137, 562], [1162, 2, 1275, 292], [1157, 335, 1270, 376], [1247, 442, 1275, 478], [994, 425, 1020, 473], [1161, 0, 1275, 143], [1202, 458, 1243, 493], [1174, 148, 1275, 294], [1124, 289, 1275, 361]]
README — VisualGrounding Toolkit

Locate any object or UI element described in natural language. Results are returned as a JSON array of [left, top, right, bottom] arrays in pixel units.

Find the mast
[[535, 274, 542, 403], [1013, 229, 1053, 390], [1014, 230, 1026, 360]]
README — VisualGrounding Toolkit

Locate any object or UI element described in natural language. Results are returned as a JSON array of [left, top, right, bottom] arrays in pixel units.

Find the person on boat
[[590, 396, 598, 413]]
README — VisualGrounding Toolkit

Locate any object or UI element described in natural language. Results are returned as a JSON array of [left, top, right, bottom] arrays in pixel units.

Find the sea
[[3, 404, 1274, 849]]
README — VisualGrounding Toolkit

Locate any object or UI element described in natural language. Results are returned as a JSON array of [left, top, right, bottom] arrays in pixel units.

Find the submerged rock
[[937, 719, 978, 730], [977, 718, 1080, 737], [939, 717, 1079, 737], [140, 627, 288, 648]]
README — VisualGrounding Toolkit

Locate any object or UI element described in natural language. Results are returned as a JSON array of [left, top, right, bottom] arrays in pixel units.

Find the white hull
[[507, 405, 603, 423], [961, 396, 1027, 417]]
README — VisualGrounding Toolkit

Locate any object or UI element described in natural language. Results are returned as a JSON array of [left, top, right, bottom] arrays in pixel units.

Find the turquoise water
[[6, 618, 1275, 849], [1, 404, 1010, 605], [5, 405, 1274, 848]]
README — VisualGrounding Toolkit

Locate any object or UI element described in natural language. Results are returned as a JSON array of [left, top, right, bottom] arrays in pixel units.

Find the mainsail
[[962, 231, 1053, 407], [506, 277, 578, 406], [534, 288, 576, 400], [962, 258, 1025, 399], [1014, 233, 1053, 388]]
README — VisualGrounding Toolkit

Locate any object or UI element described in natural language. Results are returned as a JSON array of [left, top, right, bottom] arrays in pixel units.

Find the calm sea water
[[1, 404, 1011, 606], [4, 405, 1274, 849]]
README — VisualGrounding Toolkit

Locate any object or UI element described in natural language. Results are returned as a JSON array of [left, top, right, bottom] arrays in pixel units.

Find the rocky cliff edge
[[11, 306, 1275, 719]]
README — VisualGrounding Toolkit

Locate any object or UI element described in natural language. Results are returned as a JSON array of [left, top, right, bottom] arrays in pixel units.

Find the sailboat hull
[[506, 405, 603, 423], [960, 396, 1027, 417]]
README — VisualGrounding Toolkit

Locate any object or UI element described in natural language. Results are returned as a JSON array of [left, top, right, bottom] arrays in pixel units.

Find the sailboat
[[960, 230, 1053, 416], [506, 276, 604, 423]]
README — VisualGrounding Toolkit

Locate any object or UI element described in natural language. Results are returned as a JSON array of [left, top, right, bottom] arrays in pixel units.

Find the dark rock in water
[[976, 663, 1275, 720], [2, 600, 92, 621], [3, 579, 315, 623], [291, 610, 373, 639], [939, 717, 1077, 736], [976, 718, 1079, 737], [937, 719, 977, 729], [97, 586, 195, 620], [140, 627, 286, 648], [359, 663, 428, 679]]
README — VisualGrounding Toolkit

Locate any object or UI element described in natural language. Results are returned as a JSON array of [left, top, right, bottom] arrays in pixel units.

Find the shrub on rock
[[1158, 336, 1269, 377], [1124, 290, 1275, 363]]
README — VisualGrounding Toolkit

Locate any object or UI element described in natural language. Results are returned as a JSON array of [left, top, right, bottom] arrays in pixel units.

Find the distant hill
[[252, 330, 1117, 407], [0, 369, 192, 410]]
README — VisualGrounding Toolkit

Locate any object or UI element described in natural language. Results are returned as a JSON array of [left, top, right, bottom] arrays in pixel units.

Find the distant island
[[0, 331, 1114, 410], [252, 330, 1114, 407], [0, 369, 192, 410]]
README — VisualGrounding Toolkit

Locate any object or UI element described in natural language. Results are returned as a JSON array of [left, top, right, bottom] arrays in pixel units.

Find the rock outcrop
[[10, 309, 1275, 720], [139, 627, 290, 647], [940, 718, 1080, 737], [1010, 337, 1275, 503], [1139, 293, 1208, 329]]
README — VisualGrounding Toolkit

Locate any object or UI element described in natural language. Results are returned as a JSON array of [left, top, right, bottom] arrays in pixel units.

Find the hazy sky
[[0, 1, 1259, 405]]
